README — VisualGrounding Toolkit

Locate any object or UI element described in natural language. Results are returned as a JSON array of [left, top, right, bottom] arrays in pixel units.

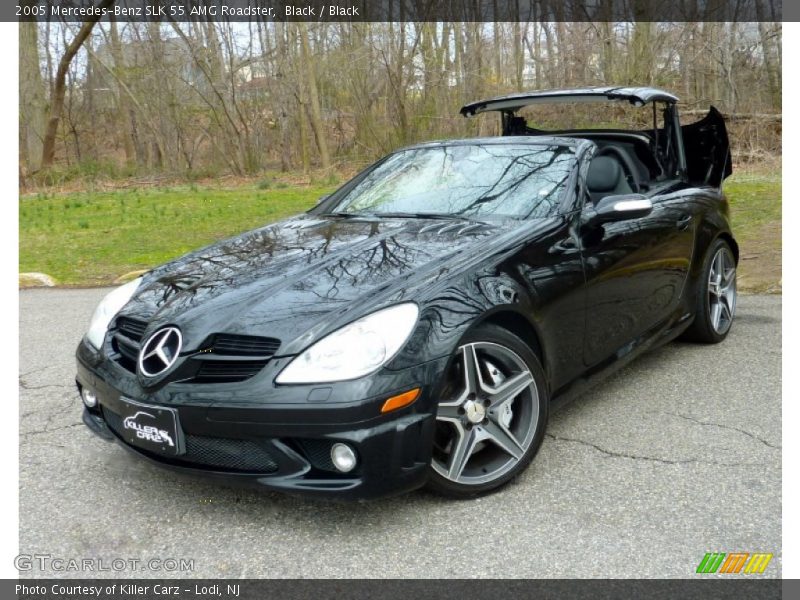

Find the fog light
[[330, 443, 357, 473], [81, 388, 97, 408]]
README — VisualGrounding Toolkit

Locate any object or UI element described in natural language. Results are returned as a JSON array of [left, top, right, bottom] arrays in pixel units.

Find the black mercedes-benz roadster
[[77, 87, 737, 499]]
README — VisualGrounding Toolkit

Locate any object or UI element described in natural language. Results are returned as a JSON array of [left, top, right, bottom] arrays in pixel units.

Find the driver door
[[579, 172, 692, 369]]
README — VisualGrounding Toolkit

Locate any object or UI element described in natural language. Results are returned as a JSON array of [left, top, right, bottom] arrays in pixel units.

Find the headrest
[[587, 156, 623, 192], [506, 116, 528, 135]]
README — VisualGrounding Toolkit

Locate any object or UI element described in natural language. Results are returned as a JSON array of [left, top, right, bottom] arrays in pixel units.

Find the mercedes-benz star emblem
[[138, 327, 183, 377]]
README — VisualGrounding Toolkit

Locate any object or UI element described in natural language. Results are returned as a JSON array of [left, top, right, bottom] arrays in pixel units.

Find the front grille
[[116, 317, 147, 342], [108, 317, 279, 384], [115, 335, 139, 363], [183, 436, 279, 472], [211, 334, 281, 357], [193, 359, 270, 383], [110, 317, 147, 373], [103, 407, 279, 473]]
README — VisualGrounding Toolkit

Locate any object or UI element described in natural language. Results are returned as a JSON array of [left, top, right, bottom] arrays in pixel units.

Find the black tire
[[426, 323, 549, 499], [681, 238, 737, 344]]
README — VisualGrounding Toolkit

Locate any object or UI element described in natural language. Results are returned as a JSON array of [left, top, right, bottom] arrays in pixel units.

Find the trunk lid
[[680, 106, 732, 187]]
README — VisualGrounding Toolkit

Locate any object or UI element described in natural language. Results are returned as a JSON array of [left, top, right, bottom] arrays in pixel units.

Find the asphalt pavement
[[19, 289, 781, 578]]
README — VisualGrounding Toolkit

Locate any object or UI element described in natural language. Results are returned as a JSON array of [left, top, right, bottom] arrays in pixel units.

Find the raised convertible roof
[[460, 86, 679, 117]]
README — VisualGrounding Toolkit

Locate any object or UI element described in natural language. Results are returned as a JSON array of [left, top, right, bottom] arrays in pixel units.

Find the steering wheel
[[595, 146, 641, 194]]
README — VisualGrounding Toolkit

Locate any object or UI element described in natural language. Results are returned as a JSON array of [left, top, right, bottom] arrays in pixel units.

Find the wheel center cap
[[463, 399, 486, 424]]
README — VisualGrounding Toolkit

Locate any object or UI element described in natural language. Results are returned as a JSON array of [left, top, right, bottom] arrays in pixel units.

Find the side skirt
[[549, 310, 694, 412]]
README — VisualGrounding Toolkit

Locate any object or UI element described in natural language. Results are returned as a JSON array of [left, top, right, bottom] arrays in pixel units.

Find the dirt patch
[[736, 220, 781, 294]]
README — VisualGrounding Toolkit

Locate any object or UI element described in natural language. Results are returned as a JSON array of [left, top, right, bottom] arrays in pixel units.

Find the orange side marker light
[[381, 388, 421, 414]]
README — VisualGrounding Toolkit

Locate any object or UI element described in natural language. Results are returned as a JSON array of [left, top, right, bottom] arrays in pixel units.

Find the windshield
[[327, 143, 576, 219]]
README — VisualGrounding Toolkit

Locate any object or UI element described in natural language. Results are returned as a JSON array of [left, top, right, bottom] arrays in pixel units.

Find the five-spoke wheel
[[708, 245, 737, 335], [427, 325, 547, 497], [682, 238, 737, 343]]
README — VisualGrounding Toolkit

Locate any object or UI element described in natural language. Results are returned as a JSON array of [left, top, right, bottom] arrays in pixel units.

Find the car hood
[[121, 214, 505, 355]]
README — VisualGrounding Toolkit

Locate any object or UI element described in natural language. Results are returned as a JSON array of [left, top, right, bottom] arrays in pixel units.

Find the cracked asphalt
[[19, 289, 781, 578]]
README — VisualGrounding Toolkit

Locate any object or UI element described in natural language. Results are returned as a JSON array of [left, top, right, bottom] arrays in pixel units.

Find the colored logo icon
[[696, 552, 773, 574]]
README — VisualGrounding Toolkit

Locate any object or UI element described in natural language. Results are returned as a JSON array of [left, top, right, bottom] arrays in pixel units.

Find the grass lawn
[[19, 173, 781, 290], [19, 182, 334, 286]]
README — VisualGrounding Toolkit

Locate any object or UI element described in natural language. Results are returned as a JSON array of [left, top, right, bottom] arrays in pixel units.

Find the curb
[[19, 272, 57, 288]]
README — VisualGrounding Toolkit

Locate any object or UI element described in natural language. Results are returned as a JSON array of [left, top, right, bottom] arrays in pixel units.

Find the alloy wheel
[[431, 342, 539, 485], [708, 245, 737, 334]]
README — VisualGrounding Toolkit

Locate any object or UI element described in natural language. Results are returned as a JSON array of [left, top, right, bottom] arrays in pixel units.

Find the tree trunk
[[298, 23, 331, 169], [41, 0, 115, 169], [19, 21, 46, 173], [84, 33, 97, 163], [542, 24, 555, 87], [513, 10, 523, 90], [109, 17, 136, 167], [492, 3, 502, 86], [532, 22, 541, 87], [630, 22, 654, 84], [271, 21, 293, 172], [755, 3, 780, 109], [601, 21, 614, 82]]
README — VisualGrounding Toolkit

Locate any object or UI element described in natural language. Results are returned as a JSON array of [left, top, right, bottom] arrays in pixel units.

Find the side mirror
[[316, 194, 330, 205], [585, 193, 652, 224]]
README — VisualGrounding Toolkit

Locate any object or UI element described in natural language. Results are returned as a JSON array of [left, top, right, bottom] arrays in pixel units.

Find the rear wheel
[[426, 324, 548, 498], [682, 239, 737, 343]]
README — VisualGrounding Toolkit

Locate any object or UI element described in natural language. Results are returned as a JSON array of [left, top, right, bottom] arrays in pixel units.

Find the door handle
[[676, 214, 693, 230]]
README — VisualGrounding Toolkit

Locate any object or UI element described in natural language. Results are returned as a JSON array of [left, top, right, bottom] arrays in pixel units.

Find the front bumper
[[77, 339, 447, 500]]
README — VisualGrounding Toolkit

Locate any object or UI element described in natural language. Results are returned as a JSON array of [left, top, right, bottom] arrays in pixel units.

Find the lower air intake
[[103, 408, 278, 473]]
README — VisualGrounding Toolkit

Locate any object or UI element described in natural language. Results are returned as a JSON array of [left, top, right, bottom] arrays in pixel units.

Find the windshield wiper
[[368, 212, 484, 222], [320, 211, 366, 219], [321, 211, 488, 224]]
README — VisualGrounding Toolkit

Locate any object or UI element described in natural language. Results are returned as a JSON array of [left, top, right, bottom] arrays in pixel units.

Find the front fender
[[390, 267, 536, 370]]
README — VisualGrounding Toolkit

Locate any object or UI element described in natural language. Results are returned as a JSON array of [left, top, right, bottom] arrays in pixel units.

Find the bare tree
[[40, 0, 116, 169], [298, 23, 331, 170]]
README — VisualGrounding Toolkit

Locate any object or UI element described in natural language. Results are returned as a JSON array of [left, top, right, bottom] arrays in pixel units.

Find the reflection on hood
[[122, 215, 502, 350]]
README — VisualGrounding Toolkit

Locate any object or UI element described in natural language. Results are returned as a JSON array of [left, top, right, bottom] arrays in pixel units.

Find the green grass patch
[[20, 183, 333, 286], [725, 172, 782, 233]]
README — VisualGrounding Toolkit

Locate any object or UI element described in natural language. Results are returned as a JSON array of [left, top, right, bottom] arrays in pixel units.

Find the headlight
[[85, 278, 143, 349], [275, 303, 419, 384]]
